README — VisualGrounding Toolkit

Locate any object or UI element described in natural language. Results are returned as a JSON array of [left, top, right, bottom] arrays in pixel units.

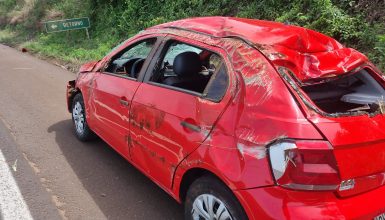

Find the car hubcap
[[191, 194, 233, 220], [72, 102, 85, 134]]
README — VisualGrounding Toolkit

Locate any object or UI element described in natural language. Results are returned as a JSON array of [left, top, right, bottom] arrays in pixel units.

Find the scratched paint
[[146, 28, 319, 189], [70, 21, 325, 192], [236, 143, 266, 159], [150, 17, 372, 82], [139, 24, 326, 190], [69, 17, 385, 220]]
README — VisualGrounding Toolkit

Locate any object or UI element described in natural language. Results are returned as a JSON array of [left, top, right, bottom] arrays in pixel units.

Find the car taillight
[[268, 140, 341, 191]]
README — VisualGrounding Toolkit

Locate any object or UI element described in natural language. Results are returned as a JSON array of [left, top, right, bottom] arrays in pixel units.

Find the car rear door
[[129, 37, 232, 188], [90, 36, 161, 157]]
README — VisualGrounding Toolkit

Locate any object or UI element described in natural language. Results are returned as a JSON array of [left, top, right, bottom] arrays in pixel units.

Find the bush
[[0, 0, 384, 72], [374, 34, 385, 71]]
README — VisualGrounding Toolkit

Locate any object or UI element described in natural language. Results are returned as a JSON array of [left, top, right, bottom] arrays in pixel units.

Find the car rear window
[[299, 68, 385, 115]]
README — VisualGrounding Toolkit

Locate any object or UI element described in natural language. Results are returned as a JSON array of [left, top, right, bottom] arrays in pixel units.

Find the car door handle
[[119, 98, 129, 106], [180, 121, 201, 132]]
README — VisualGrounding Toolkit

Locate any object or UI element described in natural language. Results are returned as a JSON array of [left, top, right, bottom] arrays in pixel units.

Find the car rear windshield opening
[[301, 69, 385, 114]]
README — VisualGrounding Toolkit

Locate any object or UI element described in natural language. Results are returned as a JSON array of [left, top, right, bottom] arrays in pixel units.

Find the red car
[[66, 17, 385, 219]]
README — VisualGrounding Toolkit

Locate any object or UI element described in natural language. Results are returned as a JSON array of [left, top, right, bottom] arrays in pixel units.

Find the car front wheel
[[184, 176, 248, 220], [72, 93, 94, 141]]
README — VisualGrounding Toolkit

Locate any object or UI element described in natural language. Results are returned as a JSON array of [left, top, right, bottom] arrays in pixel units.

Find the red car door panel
[[88, 36, 162, 157], [130, 84, 228, 188], [92, 73, 140, 156], [129, 38, 231, 188]]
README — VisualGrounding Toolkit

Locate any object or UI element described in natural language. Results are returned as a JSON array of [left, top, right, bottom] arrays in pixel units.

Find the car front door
[[129, 37, 232, 188], [90, 36, 161, 157]]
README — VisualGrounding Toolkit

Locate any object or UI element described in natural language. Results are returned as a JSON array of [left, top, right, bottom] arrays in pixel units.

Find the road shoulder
[[0, 119, 61, 220]]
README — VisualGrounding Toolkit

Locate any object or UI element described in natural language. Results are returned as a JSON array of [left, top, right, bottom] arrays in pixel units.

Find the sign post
[[85, 28, 90, 39], [44, 17, 90, 39]]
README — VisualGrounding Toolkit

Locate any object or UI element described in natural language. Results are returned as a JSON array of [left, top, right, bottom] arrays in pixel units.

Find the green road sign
[[44, 17, 90, 33]]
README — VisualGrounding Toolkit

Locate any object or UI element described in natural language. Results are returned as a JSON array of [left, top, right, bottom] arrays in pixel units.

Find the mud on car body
[[66, 17, 385, 219]]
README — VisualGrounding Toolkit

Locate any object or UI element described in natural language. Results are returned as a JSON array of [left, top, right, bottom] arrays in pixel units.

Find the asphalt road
[[0, 44, 184, 219]]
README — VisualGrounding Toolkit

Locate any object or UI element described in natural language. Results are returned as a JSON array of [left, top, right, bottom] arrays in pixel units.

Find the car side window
[[105, 38, 156, 79], [163, 44, 202, 65], [150, 41, 228, 100], [203, 58, 229, 102]]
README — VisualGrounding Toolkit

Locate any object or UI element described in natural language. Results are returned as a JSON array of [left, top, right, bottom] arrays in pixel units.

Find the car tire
[[71, 93, 95, 141], [184, 175, 248, 220]]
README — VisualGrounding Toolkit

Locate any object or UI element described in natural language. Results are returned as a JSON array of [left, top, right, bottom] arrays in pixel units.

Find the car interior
[[302, 69, 385, 114], [105, 38, 156, 78], [150, 41, 224, 94], [104, 39, 228, 99]]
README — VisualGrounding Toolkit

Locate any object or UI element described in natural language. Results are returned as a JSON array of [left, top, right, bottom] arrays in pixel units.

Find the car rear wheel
[[184, 176, 247, 220], [72, 93, 94, 141]]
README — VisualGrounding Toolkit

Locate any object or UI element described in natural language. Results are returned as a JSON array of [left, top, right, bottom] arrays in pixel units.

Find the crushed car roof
[[150, 16, 368, 82]]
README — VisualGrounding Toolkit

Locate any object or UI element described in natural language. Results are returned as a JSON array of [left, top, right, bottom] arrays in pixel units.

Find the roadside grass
[[0, 0, 384, 72], [0, 27, 123, 71], [0, 28, 18, 46], [24, 33, 115, 65]]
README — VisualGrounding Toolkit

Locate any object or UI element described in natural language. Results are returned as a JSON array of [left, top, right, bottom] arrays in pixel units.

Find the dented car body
[[66, 17, 385, 219]]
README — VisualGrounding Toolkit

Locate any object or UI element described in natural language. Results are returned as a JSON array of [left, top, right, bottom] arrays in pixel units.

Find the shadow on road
[[48, 119, 184, 219]]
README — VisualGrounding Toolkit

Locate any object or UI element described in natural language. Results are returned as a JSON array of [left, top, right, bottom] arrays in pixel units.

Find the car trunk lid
[[309, 115, 385, 180], [308, 114, 385, 196]]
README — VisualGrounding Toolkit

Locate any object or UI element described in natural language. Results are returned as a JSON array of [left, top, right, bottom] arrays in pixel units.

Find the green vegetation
[[0, 0, 384, 71]]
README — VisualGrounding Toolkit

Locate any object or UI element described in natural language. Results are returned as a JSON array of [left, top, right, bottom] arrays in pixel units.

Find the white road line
[[12, 68, 33, 70], [0, 149, 33, 220]]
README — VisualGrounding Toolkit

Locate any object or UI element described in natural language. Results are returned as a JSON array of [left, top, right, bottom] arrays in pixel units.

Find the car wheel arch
[[71, 89, 94, 124], [171, 137, 244, 204], [68, 88, 81, 113], [178, 168, 211, 203], [175, 165, 234, 204]]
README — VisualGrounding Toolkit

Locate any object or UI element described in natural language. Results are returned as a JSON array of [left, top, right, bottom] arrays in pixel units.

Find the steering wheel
[[122, 58, 140, 75], [130, 58, 145, 78]]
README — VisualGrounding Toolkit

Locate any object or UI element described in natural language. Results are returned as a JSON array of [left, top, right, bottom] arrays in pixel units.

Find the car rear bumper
[[236, 185, 385, 220]]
